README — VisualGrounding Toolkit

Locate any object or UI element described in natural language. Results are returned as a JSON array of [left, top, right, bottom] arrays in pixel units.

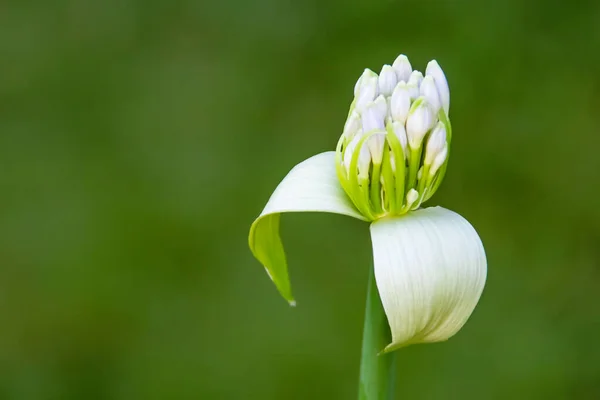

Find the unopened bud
[[425, 60, 450, 115], [429, 145, 448, 177], [408, 70, 424, 88], [343, 111, 361, 141], [390, 82, 411, 124], [406, 98, 435, 149], [424, 122, 447, 165], [355, 71, 379, 112], [344, 131, 372, 178], [406, 189, 419, 208], [378, 65, 398, 97], [354, 69, 378, 97], [362, 101, 386, 133], [420, 76, 442, 115], [392, 54, 412, 82], [391, 121, 408, 157]]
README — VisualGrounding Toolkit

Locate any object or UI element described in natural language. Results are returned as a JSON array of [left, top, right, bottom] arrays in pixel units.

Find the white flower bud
[[429, 145, 448, 177], [367, 132, 386, 165], [362, 100, 386, 133], [408, 70, 424, 88], [373, 95, 388, 121], [378, 65, 397, 97], [406, 84, 419, 101], [344, 131, 371, 177], [406, 188, 419, 207], [406, 98, 435, 150], [343, 111, 361, 141], [424, 122, 447, 165], [390, 82, 411, 124], [355, 72, 379, 113], [354, 68, 378, 97], [420, 75, 442, 115], [392, 54, 412, 82], [391, 121, 408, 157], [426, 60, 450, 115]]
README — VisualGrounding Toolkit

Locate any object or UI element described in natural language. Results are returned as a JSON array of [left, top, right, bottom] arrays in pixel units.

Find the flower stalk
[[359, 266, 396, 400]]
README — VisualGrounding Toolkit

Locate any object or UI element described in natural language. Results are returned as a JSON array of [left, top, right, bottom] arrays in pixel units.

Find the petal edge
[[249, 152, 367, 303]]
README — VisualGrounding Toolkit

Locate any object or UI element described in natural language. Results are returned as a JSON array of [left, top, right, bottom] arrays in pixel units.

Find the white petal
[[370, 207, 487, 351], [249, 152, 366, 303]]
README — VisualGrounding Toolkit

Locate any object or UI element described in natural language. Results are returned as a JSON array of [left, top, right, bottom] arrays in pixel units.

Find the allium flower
[[249, 54, 486, 352]]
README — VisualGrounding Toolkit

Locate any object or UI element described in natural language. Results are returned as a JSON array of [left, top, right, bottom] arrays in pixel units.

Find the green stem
[[358, 266, 396, 400]]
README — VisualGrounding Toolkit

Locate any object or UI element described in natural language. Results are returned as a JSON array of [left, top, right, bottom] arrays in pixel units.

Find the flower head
[[249, 53, 486, 351], [336, 55, 452, 220]]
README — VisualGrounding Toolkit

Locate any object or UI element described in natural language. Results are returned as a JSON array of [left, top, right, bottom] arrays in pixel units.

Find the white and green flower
[[249, 54, 486, 351]]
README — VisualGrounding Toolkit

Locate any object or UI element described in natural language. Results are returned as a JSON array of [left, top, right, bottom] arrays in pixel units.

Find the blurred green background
[[1, 0, 599, 399]]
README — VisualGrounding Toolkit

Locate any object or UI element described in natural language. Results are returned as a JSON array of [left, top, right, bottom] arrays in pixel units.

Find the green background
[[2, 0, 599, 399]]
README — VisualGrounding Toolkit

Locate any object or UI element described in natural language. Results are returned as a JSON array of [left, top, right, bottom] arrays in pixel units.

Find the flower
[[249, 54, 487, 351]]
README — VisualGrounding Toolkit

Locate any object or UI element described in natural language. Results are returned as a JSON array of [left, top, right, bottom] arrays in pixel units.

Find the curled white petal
[[249, 152, 367, 304], [370, 207, 487, 351], [426, 60, 450, 115]]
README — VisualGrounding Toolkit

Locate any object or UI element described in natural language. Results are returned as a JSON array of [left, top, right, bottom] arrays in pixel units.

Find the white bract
[[249, 54, 487, 351]]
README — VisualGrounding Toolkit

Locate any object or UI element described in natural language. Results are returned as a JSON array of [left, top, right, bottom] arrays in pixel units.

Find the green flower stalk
[[249, 53, 487, 396]]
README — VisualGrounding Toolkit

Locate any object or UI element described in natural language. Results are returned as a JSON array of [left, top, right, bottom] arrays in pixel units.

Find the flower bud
[[390, 82, 411, 124], [391, 121, 408, 157], [362, 101, 386, 133], [408, 70, 424, 88], [424, 122, 447, 165], [336, 53, 452, 219], [392, 54, 412, 83], [343, 111, 361, 141], [406, 189, 419, 208], [378, 65, 397, 97], [344, 131, 371, 178], [429, 145, 448, 177], [355, 70, 379, 112], [354, 68, 378, 97], [420, 76, 442, 115], [406, 98, 435, 149], [426, 60, 450, 115]]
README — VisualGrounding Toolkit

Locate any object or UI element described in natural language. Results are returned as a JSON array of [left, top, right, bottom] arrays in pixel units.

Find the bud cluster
[[335, 54, 452, 221]]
